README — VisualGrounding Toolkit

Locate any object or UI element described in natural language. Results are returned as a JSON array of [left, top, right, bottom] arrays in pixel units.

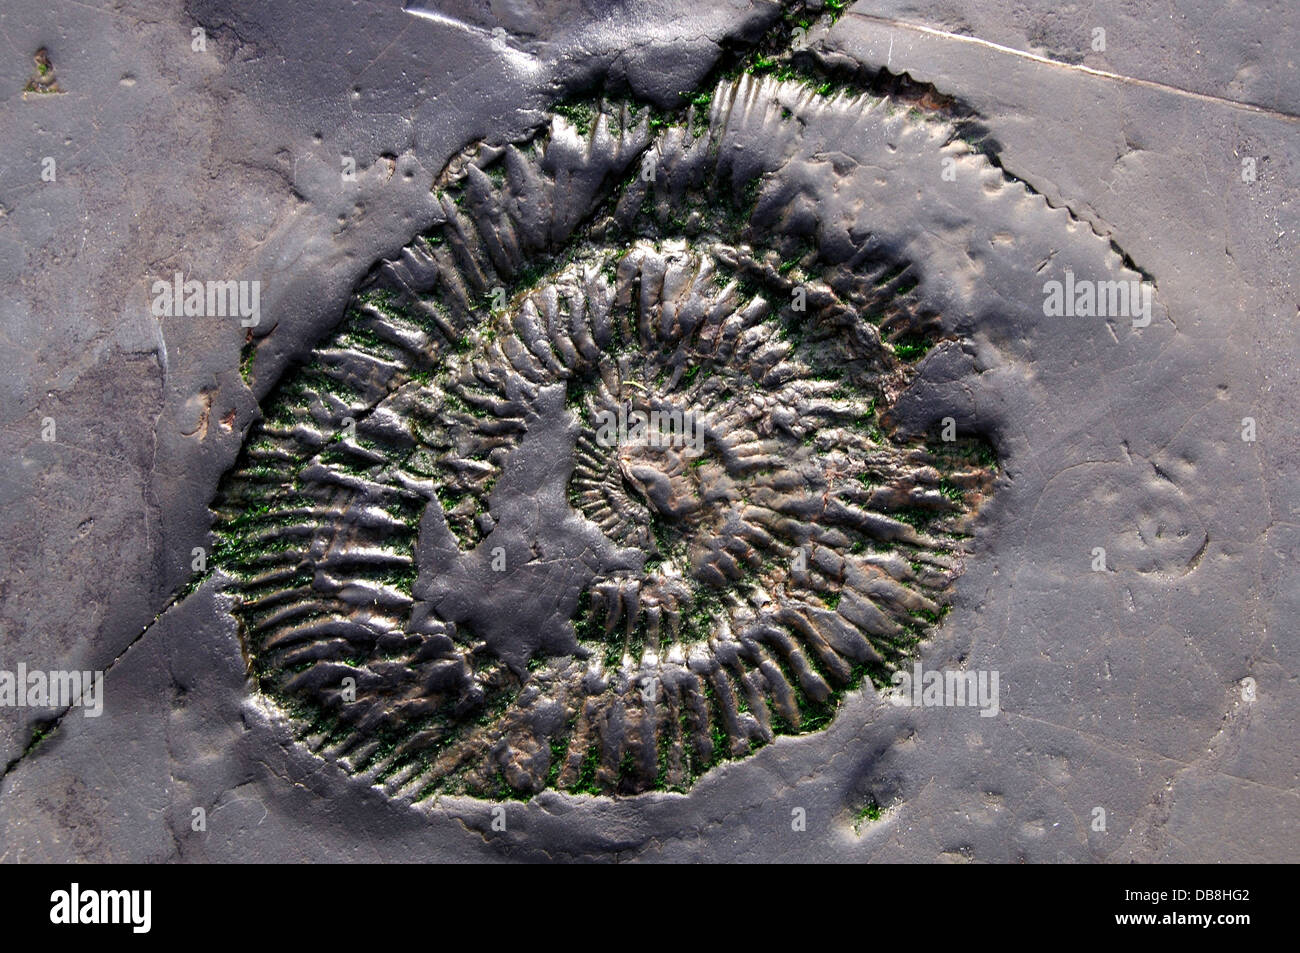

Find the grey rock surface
[[0, 0, 1295, 861]]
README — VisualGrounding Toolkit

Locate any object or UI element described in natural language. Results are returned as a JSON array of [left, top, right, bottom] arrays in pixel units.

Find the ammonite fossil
[[214, 72, 1005, 799]]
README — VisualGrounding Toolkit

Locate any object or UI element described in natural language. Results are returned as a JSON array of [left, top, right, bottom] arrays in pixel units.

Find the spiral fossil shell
[[214, 74, 1003, 799]]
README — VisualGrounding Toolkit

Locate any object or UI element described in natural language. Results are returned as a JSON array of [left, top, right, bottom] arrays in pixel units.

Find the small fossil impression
[[214, 74, 1000, 799]]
